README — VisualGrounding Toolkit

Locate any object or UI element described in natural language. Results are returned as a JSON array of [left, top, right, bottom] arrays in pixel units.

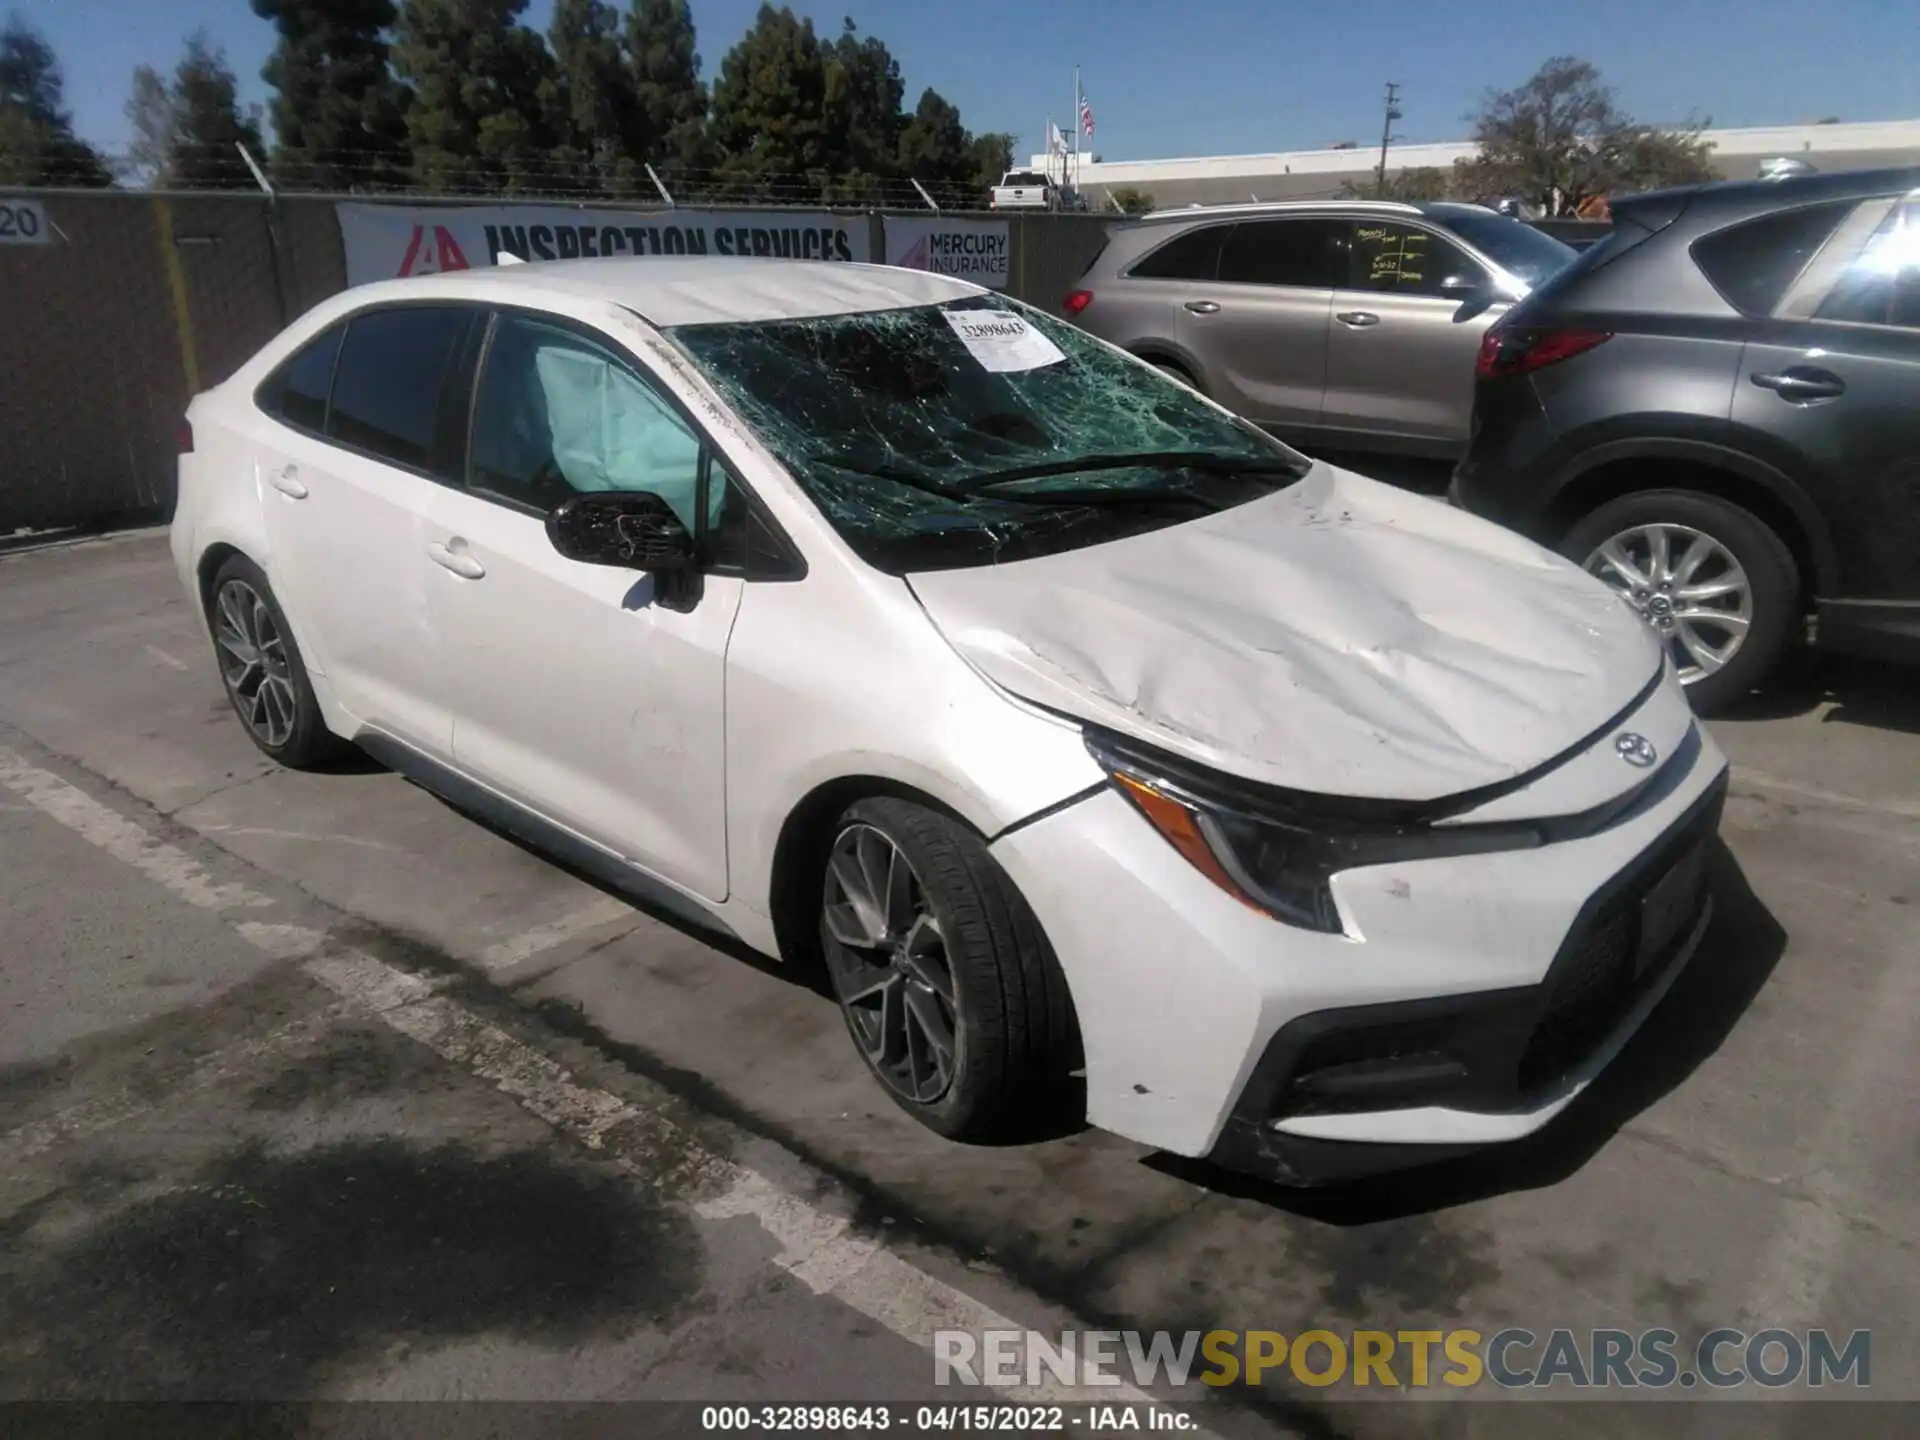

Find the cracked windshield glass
[[667, 296, 1308, 571]]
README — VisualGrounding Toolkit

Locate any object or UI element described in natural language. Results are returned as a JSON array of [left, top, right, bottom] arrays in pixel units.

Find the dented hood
[[907, 463, 1662, 800]]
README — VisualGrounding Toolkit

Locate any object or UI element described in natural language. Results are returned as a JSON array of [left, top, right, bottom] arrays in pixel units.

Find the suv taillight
[[1063, 289, 1093, 315], [1476, 326, 1611, 379], [177, 419, 194, 454]]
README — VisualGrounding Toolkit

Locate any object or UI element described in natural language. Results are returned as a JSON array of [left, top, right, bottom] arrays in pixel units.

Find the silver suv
[[1064, 200, 1575, 458]]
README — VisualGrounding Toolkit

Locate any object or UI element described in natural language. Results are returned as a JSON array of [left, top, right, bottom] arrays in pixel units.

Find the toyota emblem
[[1614, 732, 1659, 769]]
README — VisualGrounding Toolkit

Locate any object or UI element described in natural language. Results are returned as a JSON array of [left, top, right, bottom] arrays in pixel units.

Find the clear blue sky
[[12, 0, 1919, 162]]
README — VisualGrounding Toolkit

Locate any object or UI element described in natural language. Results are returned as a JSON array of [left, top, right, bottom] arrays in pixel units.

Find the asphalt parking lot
[[1, 525, 1916, 1434]]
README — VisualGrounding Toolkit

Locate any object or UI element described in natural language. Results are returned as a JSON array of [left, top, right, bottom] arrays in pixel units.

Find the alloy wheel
[[1584, 522, 1752, 683], [821, 823, 960, 1105], [213, 578, 298, 749]]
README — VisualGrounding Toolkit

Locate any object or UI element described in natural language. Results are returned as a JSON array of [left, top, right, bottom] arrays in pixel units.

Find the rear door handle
[[1336, 311, 1380, 328], [427, 540, 485, 580], [1184, 300, 1221, 315], [1750, 369, 1846, 402], [267, 464, 308, 499]]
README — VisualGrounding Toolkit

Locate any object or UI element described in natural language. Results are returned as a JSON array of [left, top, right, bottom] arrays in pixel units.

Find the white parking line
[[0, 743, 1166, 1412], [478, 895, 635, 971], [0, 747, 273, 912]]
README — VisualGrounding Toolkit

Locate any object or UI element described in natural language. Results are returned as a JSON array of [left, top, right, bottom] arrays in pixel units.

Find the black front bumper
[[1205, 777, 1727, 1187]]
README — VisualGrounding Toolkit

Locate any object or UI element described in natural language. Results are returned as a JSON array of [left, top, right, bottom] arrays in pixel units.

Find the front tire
[[818, 798, 1078, 1142], [206, 554, 344, 769], [1562, 489, 1799, 715], [1148, 359, 1198, 391]]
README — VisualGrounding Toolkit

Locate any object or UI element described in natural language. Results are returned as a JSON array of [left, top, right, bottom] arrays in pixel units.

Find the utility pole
[[1376, 82, 1402, 194]]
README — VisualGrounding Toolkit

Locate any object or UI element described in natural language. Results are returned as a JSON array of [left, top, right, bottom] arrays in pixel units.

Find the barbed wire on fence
[[19, 145, 1021, 212], [17, 141, 1404, 216]]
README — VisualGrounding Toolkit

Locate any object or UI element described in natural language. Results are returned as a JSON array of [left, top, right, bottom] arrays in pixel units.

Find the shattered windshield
[[665, 295, 1309, 572]]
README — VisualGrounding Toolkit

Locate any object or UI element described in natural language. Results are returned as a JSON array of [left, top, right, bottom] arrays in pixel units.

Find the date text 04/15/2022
[[698, 1404, 1195, 1431]]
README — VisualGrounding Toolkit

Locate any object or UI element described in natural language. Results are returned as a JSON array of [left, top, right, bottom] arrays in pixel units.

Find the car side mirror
[[547, 490, 695, 572], [1441, 273, 1500, 322], [547, 491, 705, 610]]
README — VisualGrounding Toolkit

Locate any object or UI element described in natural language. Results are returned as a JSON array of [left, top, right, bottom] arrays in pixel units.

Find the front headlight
[[1087, 730, 1545, 935]]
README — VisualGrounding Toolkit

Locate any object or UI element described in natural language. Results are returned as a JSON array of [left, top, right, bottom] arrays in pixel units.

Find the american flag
[[1079, 96, 1095, 138]]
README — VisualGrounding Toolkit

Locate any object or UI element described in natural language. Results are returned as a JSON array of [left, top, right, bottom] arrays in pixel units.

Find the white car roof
[[345, 257, 985, 328]]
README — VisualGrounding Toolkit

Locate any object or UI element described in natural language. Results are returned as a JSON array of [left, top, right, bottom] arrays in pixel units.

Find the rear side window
[[1218, 219, 1341, 288], [1690, 201, 1854, 316], [327, 307, 471, 471], [258, 324, 342, 432], [1127, 225, 1228, 281], [1815, 192, 1920, 330]]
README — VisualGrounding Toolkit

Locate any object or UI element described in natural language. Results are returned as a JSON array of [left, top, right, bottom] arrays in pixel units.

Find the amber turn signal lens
[[1111, 772, 1264, 914]]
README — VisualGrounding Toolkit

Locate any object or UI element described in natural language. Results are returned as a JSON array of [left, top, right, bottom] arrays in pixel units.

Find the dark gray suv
[[1064, 200, 1574, 457], [1452, 166, 1920, 712]]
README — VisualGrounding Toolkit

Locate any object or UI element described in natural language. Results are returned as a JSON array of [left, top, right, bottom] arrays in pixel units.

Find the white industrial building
[[1034, 118, 1920, 209]]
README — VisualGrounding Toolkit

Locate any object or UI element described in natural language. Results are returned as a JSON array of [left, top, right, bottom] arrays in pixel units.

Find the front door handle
[[1750, 369, 1846, 402], [1184, 299, 1221, 315], [1336, 311, 1381, 328], [427, 540, 485, 580], [268, 464, 308, 499]]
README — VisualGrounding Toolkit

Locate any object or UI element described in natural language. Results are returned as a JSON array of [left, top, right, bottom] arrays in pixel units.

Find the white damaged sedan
[[173, 257, 1728, 1185]]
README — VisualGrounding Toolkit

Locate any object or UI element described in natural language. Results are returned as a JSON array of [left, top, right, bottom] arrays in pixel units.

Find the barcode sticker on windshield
[[942, 309, 1066, 373]]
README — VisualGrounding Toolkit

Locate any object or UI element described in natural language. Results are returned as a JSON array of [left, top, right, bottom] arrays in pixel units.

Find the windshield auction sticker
[[942, 309, 1067, 373]]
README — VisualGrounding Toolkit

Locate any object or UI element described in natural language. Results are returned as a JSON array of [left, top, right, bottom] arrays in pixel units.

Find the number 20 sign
[[0, 199, 52, 245]]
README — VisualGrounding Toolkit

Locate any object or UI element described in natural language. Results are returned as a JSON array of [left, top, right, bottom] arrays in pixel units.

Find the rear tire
[[817, 797, 1079, 1142], [1562, 489, 1799, 715], [205, 554, 345, 769]]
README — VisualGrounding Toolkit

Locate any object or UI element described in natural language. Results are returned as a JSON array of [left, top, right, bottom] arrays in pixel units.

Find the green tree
[[547, 0, 639, 193], [124, 34, 266, 190], [627, 0, 708, 182], [1453, 56, 1714, 211], [0, 15, 113, 187], [253, 0, 410, 191], [966, 130, 1014, 201], [707, 4, 833, 201], [1105, 184, 1154, 215], [821, 17, 903, 201], [896, 86, 969, 201], [123, 63, 174, 186], [394, 0, 561, 194]]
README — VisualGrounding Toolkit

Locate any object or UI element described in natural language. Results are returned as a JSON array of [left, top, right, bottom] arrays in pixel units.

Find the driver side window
[[468, 313, 722, 534]]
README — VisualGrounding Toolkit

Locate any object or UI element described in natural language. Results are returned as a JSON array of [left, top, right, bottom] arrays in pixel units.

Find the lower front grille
[[1516, 893, 1638, 1091], [1515, 788, 1723, 1095]]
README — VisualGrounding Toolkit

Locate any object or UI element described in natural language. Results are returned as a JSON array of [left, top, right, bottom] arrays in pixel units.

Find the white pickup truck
[[988, 170, 1062, 210]]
